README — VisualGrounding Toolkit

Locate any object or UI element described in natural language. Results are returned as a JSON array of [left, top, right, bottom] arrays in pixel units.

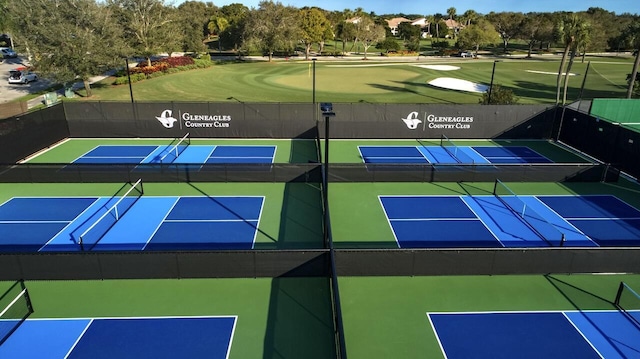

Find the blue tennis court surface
[[0, 316, 236, 359], [428, 309, 640, 359], [380, 195, 640, 248], [73, 145, 276, 164], [0, 195, 264, 252], [359, 145, 551, 164]]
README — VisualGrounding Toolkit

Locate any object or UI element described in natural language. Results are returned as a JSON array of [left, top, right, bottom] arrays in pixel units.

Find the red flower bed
[[130, 56, 194, 75]]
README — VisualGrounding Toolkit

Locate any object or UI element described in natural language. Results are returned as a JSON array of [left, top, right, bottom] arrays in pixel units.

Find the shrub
[[162, 56, 195, 67], [113, 73, 146, 85]]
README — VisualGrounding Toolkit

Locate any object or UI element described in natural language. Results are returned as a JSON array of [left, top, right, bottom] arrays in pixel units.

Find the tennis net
[[493, 179, 565, 246], [0, 280, 33, 346], [615, 281, 640, 326], [79, 179, 144, 251], [160, 133, 190, 163], [440, 135, 474, 164]]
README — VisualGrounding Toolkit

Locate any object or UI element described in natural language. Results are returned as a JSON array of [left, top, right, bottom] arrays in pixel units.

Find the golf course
[[80, 54, 634, 104]]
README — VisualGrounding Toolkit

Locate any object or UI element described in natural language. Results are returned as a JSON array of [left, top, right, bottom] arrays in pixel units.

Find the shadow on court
[[544, 274, 616, 310], [263, 277, 336, 359], [265, 137, 324, 249]]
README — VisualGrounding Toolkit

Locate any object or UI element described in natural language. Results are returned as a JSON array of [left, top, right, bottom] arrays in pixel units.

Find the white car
[[8, 69, 37, 84], [0, 47, 17, 58]]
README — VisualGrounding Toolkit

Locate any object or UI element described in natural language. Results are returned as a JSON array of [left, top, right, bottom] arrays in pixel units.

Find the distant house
[[386, 17, 411, 36], [346, 17, 362, 24], [410, 18, 430, 38], [386, 17, 431, 38], [444, 19, 463, 38]]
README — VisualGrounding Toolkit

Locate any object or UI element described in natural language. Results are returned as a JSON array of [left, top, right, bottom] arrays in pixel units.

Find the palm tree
[[447, 7, 456, 21], [624, 22, 640, 98], [561, 22, 590, 105], [447, 7, 457, 38], [554, 14, 590, 105], [462, 9, 478, 26]]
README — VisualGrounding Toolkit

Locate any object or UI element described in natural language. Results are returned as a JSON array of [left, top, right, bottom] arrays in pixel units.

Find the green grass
[[78, 56, 635, 104]]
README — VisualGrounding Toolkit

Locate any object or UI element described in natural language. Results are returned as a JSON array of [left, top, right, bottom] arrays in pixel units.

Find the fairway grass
[[83, 56, 635, 104]]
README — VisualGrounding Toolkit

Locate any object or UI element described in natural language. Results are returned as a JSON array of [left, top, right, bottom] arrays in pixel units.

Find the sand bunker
[[417, 65, 461, 71], [526, 70, 578, 76], [428, 77, 489, 93]]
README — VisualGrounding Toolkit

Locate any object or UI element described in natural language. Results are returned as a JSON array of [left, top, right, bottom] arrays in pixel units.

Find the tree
[[431, 13, 444, 39], [217, 3, 249, 53], [627, 73, 640, 98], [457, 19, 500, 57], [176, 1, 213, 54], [243, 1, 300, 62], [375, 38, 400, 53], [299, 8, 329, 59], [335, 21, 356, 54], [397, 22, 420, 40], [624, 24, 640, 98], [486, 12, 525, 52], [554, 13, 590, 104], [435, 19, 449, 40], [353, 16, 385, 59], [518, 13, 553, 58], [447, 7, 456, 20], [109, 0, 175, 67], [5, 0, 126, 97], [479, 85, 518, 104], [461, 9, 479, 26], [208, 16, 229, 51]]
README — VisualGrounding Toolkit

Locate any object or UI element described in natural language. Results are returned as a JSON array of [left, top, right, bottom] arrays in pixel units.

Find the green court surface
[[0, 181, 324, 250], [25, 138, 319, 164], [329, 180, 640, 248], [327, 139, 591, 163], [339, 274, 640, 359], [0, 278, 336, 359]]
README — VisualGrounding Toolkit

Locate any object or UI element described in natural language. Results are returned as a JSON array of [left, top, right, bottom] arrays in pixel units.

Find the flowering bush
[[113, 55, 213, 85], [162, 56, 195, 67]]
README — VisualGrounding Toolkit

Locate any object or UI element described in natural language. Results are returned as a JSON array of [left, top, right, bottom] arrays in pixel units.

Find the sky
[[180, 0, 640, 15]]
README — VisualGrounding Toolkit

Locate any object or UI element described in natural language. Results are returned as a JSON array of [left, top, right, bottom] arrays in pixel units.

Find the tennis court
[[359, 145, 552, 164], [339, 274, 640, 359], [0, 316, 236, 358], [0, 277, 337, 359], [73, 144, 276, 164], [0, 181, 265, 252], [380, 183, 640, 248], [429, 308, 640, 359]]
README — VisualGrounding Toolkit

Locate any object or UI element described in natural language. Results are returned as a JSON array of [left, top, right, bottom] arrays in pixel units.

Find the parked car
[[454, 51, 474, 58], [8, 68, 38, 84], [0, 47, 17, 58]]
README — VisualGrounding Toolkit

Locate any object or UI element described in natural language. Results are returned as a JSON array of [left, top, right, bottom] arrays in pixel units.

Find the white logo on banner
[[155, 110, 178, 128], [401, 111, 421, 130]]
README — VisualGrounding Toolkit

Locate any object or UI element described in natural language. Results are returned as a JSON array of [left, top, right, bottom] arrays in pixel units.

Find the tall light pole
[[312, 58, 317, 105], [487, 60, 501, 104], [312, 58, 317, 125], [320, 102, 335, 247], [124, 58, 134, 104]]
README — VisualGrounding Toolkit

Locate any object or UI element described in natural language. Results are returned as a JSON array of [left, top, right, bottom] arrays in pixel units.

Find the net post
[[560, 234, 565, 247], [614, 281, 625, 308], [493, 179, 500, 196], [19, 280, 33, 314]]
